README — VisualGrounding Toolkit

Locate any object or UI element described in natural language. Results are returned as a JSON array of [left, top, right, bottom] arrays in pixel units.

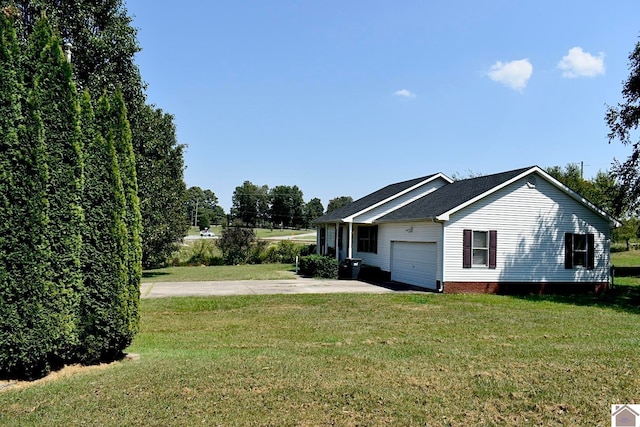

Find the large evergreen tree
[[0, 9, 53, 379], [79, 91, 129, 363], [136, 104, 188, 268], [106, 88, 142, 345], [29, 15, 84, 367]]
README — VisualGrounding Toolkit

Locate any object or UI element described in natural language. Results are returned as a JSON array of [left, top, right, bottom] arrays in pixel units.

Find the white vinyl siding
[[443, 176, 611, 283]]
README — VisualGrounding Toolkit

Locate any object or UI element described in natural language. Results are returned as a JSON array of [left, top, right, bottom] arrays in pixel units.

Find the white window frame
[[472, 230, 489, 267]]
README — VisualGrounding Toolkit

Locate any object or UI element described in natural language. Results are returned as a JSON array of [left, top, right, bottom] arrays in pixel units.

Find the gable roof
[[314, 174, 440, 223], [378, 167, 531, 222], [378, 166, 620, 226]]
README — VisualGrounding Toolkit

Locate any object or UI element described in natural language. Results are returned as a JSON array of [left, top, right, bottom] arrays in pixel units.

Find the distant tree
[[304, 198, 325, 227], [198, 211, 211, 230], [186, 186, 220, 228], [79, 91, 129, 363], [211, 205, 226, 225], [326, 196, 353, 214], [546, 164, 621, 215], [231, 181, 269, 227], [450, 170, 484, 180], [269, 185, 305, 228], [216, 227, 257, 265], [612, 217, 640, 250], [0, 10, 54, 379], [606, 36, 640, 215]]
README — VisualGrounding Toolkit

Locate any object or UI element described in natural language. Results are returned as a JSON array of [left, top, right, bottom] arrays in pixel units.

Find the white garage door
[[391, 241, 437, 289]]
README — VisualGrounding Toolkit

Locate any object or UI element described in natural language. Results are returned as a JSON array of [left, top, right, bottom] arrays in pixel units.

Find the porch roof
[[314, 174, 437, 224]]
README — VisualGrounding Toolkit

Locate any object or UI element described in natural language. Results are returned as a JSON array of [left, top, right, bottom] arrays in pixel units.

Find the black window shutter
[[463, 229, 472, 268], [564, 233, 573, 269], [587, 233, 595, 270], [489, 230, 497, 269]]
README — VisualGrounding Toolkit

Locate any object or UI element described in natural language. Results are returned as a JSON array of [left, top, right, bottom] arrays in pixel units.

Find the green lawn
[[142, 263, 297, 283], [612, 249, 640, 267], [1, 292, 639, 426]]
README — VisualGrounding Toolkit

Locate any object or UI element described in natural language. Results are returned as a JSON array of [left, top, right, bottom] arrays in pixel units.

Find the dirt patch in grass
[[0, 354, 139, 393]]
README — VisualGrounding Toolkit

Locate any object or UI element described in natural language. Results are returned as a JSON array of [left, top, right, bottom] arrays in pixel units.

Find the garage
[[391, 241, 437, 289]]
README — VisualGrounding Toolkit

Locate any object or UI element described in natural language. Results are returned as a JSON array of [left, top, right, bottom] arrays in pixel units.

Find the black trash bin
[[345, 258, 362, 280]]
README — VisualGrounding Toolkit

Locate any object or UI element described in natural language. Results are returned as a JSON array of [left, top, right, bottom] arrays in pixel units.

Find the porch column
[[323, 226, 328, 255], [335, 223, 340, 261], [347, 222, 353, 259]]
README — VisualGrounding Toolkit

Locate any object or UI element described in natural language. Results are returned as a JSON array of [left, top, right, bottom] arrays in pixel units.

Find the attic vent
[[527, 175, 537, 188]]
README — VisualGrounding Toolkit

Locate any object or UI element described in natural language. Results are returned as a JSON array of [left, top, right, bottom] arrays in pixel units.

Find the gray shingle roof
[[314, 174, 437, 223], [377, 167, 533, 222]]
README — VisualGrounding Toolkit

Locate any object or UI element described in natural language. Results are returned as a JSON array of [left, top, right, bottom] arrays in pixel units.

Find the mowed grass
[[142, 263, 297, 283], [612, 249, 640, 267], [2, 292, 639, 426]]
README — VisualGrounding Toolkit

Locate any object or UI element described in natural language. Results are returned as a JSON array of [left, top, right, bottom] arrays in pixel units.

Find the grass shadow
[[142, 271, 171, 279], [509, 283, 640, 315]]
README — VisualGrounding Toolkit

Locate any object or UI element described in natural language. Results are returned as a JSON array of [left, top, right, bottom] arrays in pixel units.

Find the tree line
[[229, 181, 353, 229], [0, 11, 140, 379], [185, 182, 354, 230]]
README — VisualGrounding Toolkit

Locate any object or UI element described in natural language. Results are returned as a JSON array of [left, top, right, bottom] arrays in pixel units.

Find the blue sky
[[126, 0, 639, 211]]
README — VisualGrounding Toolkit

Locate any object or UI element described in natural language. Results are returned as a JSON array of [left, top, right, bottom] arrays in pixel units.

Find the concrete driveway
[[141, 277, 395, 298]]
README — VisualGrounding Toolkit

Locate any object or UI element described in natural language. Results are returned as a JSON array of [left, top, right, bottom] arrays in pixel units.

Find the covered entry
[[391, 241, 437, 289]]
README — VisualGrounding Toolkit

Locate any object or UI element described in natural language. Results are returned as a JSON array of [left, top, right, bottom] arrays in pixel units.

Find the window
[[565, 233, 594, 269], [463, 229, 497, 269], [473, 231, 488, 265], [357, 225, 378, 253]]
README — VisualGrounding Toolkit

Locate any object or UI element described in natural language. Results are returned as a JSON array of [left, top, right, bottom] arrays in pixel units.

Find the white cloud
[[487, 59, 533, 91], [394, 89, 416, 98], [558, 47, 605, 78]]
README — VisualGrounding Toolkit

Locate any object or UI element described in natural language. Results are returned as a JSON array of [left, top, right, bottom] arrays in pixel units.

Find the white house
[[314, 166, 620, 294]]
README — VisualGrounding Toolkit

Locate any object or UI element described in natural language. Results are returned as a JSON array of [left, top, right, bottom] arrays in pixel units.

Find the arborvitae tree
[[79, 92, 129, 363], [0, 10, 53, 379], [29, 16, 84, 366], [109, 89, 142, 345]]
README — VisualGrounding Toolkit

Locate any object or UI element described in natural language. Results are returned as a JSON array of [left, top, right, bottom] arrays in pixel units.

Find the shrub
[[300, 244, 316, 257], [261, 240, 303, 264], [187, 239, 224, 266], [299, 255, 339, 279], [248, 240, 268, 264], [217, 227, 257, 265]]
